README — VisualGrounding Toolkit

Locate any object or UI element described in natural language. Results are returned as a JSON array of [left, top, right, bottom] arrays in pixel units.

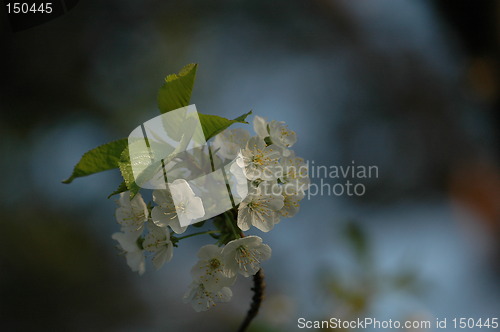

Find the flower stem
[[175, 230, 219, 241], [224, 211, 241, 240], [237, 268, 265, 332]]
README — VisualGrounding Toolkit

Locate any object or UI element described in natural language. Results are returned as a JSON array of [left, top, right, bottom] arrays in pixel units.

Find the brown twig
[[237, 268, 266, 332]]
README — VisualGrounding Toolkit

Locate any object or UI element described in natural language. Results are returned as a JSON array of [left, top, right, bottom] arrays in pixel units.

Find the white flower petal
[[213, 128, 250, 160], [111, 231, 140, 252], [115, 192, 148, 232], [125, 250, 146, 275], [222, 236, 272, 277], [184, 196, 205, 220], [167, 219, 189, 234], [152, 189, 173, 207], [191, 245, 237, 290], [151, 206, 187, 234], [253, 115, 269, 138], [269, 120, 297, 150], [183, 282, 232, 312], [279, 190, 304, 218], [152, 246, 173, 270], [197, 244, 222, 260], [237, 181, 284, 232], [142, 222, 174, 269], [236, 208, 252, 231], [169, 179, 206, 227], [111, 231, 145, 275], [240, 137, 280, 181], [279, 155, 310, 192]]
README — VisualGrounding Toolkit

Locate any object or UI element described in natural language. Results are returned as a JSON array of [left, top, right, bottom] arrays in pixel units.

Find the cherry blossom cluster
[[111, 115, 309, 311]]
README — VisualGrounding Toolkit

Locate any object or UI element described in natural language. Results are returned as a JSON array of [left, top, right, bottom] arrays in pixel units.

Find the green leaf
[[107, 181, 128, 199], [158, 63, 198, 114], [65, 64, 251, 199], [118, 146, 141, 197], [199, 110, 252, 140], [62, 138, 128, 184], [232, 111, 253, 123]]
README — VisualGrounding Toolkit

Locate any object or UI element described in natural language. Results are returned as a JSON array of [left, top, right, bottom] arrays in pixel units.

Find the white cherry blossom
[[253, 116, 297, 157], [168, 179, 205, 227], [278, 154, 310, 193], [142, 222, 173, 269], [222, 236, 271, 277], [108, 112, 307, 311], [269, 120, 297, 154], [183, 281, 232, 312], [237, 136, 280, 181], [212, 128, 250, 160], [115, 192, 148, 233], [191, 244, 236, 291], [112, 231, 145, 275], [151, 188, 188, 234], [237, 181, 284, 232], [278, 186, 305, 218]]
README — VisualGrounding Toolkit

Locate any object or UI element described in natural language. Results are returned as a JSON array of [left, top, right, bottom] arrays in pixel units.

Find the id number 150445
[[6, 2, 53, 14], [452, 318, 498, 329]]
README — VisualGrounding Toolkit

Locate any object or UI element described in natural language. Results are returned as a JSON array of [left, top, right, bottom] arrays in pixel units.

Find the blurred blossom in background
[[0, 0, 498, 331]]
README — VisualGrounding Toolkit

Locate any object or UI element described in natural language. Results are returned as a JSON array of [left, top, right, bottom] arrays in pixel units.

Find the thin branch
[[237, 269, 266, 332], [175, 230, 219, 241]]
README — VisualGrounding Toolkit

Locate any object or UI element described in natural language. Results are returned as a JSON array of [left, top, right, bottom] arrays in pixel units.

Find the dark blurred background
[[0, 0, 498, 331]]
